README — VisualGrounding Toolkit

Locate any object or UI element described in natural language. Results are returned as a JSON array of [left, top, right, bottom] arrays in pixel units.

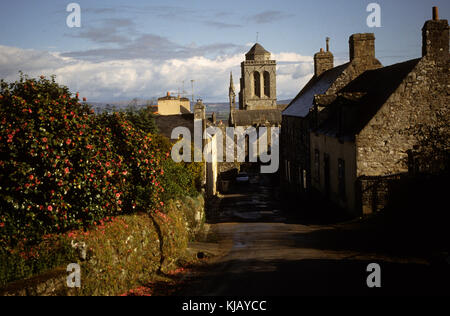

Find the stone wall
[[280, 115, 310, 195], [358, 174, 404, 215], [314, 50, 334, 77], [0, 268, 78, 296], [356, 56, 449, 177], [310, 132, 358, 213], [241, 60, 277, 110]]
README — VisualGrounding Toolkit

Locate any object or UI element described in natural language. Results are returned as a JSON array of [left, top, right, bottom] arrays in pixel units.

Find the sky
[[0, 0, 448, 102]]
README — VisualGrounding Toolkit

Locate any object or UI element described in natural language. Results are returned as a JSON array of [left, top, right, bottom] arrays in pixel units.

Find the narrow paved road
[[174, 173, 449, 296]]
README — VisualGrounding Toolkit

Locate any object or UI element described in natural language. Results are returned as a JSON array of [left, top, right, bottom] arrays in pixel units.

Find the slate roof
[[245, 43, 270, 59], [317, 58, 421, 136], [282, 63, 350, 118], [154, 113, 194, 141], [232, 109, 282, 126]]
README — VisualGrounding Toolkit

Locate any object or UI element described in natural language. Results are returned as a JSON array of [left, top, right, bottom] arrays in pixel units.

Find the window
[[298, 167, 302, 189], [263, 71, 270, 97], [253, 71, 261, 98], [287, 161, 291, 183], [338, 159, 346, 200], [314, 149, 320, 185], [284, 160, 291, 182], [284, 160, 288, 181], [324, 153, 330, 197], [303, 169, 307, 189]]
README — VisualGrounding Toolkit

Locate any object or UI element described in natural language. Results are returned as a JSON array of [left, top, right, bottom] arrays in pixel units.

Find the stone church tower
[[238, 43, 277, 110]]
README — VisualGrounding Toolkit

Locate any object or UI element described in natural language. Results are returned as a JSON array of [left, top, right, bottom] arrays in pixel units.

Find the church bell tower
[[239, 43, 277, 110]]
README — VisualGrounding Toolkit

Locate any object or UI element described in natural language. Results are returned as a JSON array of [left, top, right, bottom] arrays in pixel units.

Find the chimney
[[433, 6, 439, 20], [422, 7, 449, 61], [314, 38, 334, 77], [349, 33, 375, 61]]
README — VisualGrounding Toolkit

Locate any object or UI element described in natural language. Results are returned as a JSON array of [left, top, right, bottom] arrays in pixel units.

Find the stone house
[[309, 8, 449, 216], [281, 34, 383, 199], [157, 92, 191, 115]]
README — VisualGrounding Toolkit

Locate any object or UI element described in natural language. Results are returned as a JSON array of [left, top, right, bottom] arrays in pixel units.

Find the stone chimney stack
[[349, 33, 375, 61], [314, 38, 334, 77], [194, 99, 206, 121], [422, 6, 449, 62]]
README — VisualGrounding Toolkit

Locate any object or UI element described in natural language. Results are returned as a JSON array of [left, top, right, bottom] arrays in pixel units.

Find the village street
[[171, 173, 449, 296]]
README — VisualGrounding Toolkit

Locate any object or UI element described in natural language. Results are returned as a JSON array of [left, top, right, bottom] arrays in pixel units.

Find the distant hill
[[88, 98, 292, 115], [204, 99, 292, 114]]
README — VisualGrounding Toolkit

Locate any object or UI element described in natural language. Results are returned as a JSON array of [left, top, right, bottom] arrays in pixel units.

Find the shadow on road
[[175, 169, 450, 296], [172, 257, 449, 296]]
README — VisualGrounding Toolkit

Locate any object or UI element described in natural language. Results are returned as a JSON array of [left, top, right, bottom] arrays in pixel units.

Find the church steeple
[[229, 71, 236, 110], [229, 71, 236, 125]]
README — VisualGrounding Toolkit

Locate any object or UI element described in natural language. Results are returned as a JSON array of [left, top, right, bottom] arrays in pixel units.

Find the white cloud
[[0, 45, 313, 102]]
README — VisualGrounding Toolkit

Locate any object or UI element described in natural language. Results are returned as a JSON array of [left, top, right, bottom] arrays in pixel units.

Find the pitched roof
[[282, 63, 350, 118], [317, 58, 421, 136], [232, 109, 281, 126], [246, 43, 270, 57], [154, 113, 194, 141]]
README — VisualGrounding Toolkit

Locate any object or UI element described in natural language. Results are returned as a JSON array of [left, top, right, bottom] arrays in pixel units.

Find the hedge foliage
[[1, 193, 204, 291], [0, 75, 200, 253]]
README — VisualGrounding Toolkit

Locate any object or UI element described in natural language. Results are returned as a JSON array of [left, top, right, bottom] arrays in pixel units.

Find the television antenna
[[191, 80, 195, 104]]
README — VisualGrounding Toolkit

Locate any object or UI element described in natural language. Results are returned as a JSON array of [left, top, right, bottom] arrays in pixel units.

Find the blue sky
[[0, 0, 448, 102]]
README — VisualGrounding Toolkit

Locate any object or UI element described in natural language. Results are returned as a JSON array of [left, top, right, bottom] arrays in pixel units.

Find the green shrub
[[123, 106, 158, 135], [0, 75, 164, 247], [0, 234, 77, 287], [0, 75, 204, 289]]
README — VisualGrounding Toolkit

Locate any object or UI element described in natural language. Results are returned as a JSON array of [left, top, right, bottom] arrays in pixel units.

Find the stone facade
[[281, 35, 382, 200], [355, 58, 448, 177], [308, 10, 449, 216], [238, 43, 277, 110]]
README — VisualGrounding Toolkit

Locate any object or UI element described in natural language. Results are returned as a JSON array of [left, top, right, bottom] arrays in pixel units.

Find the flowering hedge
[[0, 75, 167, 248]]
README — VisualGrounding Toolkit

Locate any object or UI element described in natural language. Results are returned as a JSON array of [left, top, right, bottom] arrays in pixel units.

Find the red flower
[[64, 167, 69, 174], [66, 139, 72, 145], [0, 223, 4, 228], [42, 137, 47, 143], [29, 174, 34, 180], [47, 206, 53, 212]]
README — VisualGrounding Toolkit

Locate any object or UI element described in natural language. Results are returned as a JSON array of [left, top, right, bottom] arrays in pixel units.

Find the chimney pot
[[167, 91, 170, 96], [326, 37, 330, 52], [422, 7, 448, 60], [320, 48, 324, 53], [433, 6, 439, 20]]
